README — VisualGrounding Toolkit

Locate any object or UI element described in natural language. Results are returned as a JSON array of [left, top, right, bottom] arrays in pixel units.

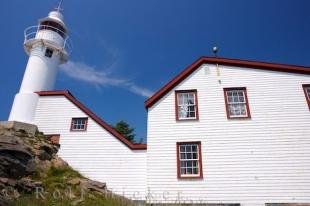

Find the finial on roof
[[55, 0, 64, 12], [213, 46, 218, 57]]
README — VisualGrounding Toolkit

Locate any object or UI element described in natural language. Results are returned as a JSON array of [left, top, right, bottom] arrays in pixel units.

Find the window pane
[[187, 168, 192, 174], [45, 48, 53, 58], [193, 168, 198, 174], [239, 96, 245, 102], [193, 160, 198, 167], [188, 112, 195, 117], [188, 106, 195, 112], [186, 161, 192, 167], [237, 91, 243, 96], [229, 105, 237, 115], [179, 106, 188, 118], [177, 94, 183, 105], [307, 88, 310, 99], [180, 146, 185, 152], [227, 90, 245, 104], [229, 103, 247, 116], [177, 92, 197, 119], [181, 168, 186, 175], [188, 93, 194, 99], [240, 104, 246, 115]]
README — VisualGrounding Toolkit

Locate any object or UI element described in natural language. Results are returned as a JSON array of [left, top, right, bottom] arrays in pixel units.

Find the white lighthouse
[[9, 8, 71, 124]]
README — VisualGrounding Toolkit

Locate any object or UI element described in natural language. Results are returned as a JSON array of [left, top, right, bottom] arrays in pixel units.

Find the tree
[[112, 120, 135, 143]]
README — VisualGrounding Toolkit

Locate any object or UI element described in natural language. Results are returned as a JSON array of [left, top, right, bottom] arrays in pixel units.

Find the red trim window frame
[[175, 90, 199, 121], [70, 117, 88, 131], [303, 84, 310, 110], [223, 87, 251, 119], [176, 141, 203, 179]]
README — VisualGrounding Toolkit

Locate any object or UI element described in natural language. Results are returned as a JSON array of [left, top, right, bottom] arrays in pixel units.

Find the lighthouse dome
[[38, 10, 67, 32], [48, 10, 64, 22]]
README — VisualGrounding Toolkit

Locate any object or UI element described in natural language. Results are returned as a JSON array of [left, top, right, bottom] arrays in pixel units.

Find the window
[[39, 20, 66, 38], [224, 87, 251, 119], [70, 118, 88, 131], [175, 90, 199, 120], [45, 48, 53, 58], [303, 84, 310, 110], [177, 141, 203, 179]]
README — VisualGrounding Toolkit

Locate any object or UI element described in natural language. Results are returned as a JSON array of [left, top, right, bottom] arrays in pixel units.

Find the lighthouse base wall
[[8, 93, 39, 124]]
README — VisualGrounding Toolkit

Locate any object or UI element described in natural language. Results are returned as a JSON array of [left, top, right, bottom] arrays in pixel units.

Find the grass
[[12, 166, 137, 206], [13, 193, 137, 206]]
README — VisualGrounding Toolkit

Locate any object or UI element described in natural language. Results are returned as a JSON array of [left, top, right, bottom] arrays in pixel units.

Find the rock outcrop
[[0, 122, 57, 179], [0, 121, 110, 206]]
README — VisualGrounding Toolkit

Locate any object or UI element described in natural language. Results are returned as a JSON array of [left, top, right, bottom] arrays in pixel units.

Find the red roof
[[36, 90, 147, 150], [145, 56, 310, 109]]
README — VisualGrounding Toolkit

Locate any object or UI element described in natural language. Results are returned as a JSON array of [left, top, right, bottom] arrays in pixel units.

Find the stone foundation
[[0, 121, 38, 136]]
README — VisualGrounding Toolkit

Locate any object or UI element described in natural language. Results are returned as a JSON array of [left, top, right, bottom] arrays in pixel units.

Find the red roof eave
[[36, 90, 147, 150], [145, 56, 310, 109]]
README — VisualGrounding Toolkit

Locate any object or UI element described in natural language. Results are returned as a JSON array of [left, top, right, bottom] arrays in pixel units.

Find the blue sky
[[1, 0, 309, 142]]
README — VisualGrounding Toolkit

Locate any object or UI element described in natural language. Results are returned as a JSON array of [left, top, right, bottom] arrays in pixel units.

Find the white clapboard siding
[[34, 96, 147, 200], [147, 64, 310, 205]]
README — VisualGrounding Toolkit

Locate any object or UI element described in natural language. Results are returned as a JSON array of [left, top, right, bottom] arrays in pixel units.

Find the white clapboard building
[[144, 57, 310, 205], [8, 8, 310, 206]]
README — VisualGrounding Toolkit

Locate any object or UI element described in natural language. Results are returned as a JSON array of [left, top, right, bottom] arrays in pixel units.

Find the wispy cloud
[[60, 61, 153, 98]]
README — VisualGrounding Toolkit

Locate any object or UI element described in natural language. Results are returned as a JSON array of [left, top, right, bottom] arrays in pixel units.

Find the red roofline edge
[[36, 90, 147, 150], [145, 56, 310, 109]]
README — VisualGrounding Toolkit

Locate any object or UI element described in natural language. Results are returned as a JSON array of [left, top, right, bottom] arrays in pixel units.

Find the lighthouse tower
[[9, 7, 71, 124]]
